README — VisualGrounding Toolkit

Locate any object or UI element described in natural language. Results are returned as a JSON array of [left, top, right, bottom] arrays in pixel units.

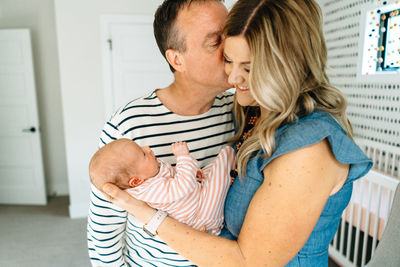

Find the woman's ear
[[128, 176, 144, 187], [165, 49, 184, 72]]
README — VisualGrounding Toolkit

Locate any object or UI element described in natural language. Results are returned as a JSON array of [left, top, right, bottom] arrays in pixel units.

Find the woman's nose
[[228, 68, 244, 85]]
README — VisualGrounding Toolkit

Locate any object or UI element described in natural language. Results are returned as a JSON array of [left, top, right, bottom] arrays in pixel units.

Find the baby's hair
[[89, 139, 134, 190]]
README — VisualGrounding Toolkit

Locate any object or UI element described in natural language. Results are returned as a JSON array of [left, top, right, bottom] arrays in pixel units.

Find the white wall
[[0, 0, 69, 196], [54, 0, 162, 218]]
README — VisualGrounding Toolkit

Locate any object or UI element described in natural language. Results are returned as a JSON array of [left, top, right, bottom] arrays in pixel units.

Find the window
[[358, 2, 400, 82]]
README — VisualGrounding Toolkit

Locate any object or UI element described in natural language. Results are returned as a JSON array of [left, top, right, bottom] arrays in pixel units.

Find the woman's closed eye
[[223, 55, 232, 64], [224, 56, 250, 73]]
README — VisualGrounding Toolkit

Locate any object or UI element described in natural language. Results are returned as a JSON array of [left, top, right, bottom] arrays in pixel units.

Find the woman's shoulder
[[275, 110, 340, 148], [270, 110, 346, 157], [254, 110, 372, 182]]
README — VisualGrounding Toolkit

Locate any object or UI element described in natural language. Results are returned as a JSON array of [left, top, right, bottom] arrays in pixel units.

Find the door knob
[[22, 127, 36, 133]]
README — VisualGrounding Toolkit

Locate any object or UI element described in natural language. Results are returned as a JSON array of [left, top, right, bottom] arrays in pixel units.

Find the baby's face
[[129, 144, 160, 180]]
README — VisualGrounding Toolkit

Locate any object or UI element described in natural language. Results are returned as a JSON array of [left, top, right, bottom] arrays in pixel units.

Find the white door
[[0, 29, 46, 205], [102, 15, 174, 117]]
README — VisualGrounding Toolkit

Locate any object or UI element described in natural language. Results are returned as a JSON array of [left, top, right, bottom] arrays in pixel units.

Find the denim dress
[[220, 110, 372, 266]]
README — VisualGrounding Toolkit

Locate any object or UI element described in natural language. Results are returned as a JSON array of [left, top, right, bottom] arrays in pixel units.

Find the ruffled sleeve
[[255, 110, 372, 184]]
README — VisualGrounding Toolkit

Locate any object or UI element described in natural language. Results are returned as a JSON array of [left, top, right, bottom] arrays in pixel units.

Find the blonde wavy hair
[[225, 0, 353, 177]]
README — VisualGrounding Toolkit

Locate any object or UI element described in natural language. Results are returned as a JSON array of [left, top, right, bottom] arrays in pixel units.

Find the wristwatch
[[142, 210, 168, 237]]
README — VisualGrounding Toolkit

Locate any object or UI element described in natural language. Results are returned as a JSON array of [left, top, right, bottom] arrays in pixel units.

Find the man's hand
[[171, 141, 190, 157]]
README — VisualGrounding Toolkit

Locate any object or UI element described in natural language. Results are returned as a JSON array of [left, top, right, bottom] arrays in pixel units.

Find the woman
[[102, 0, 372, 266]]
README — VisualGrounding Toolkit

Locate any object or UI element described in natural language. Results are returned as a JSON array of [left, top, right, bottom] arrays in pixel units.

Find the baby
[[89, 138, 235, 234]]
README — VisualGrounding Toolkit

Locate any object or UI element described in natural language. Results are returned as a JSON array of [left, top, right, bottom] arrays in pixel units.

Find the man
[[87, 1, 234, 266]]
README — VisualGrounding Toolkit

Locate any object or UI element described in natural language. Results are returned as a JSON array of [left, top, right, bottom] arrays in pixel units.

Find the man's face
[[176, 1, 230, 94]]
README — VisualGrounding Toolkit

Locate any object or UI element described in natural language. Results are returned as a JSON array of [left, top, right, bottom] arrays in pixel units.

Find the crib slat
[[391, 153, 395, 176], [378, 149, 383, 171], [371, 184, 383, 257], [397, 155, 400, 177], [384, 152, 389, 174], [385, 190, 393, 229], [371, 149, 377, 168], [361, 181, 373, 266], [353, 179, 366, 265], [339, 211, 346, 255], [346, 198, 355, 261], [333, 224, 338, 248]]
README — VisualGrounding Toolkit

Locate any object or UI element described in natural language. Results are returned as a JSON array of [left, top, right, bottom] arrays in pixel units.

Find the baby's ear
[[128, 177, 144, 187]]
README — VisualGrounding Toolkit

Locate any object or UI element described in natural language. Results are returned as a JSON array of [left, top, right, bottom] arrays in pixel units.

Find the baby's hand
[[196, 170, 204, 182], [171, 141, 190, 156]]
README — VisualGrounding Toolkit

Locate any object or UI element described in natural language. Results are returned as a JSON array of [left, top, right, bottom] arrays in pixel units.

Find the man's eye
[[210, 37, 222, 47]]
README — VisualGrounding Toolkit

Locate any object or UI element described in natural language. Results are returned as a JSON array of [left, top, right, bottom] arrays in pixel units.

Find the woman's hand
[[102, 182, 156, 223]]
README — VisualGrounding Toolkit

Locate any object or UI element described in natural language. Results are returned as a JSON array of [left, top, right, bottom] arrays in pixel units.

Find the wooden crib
[[328, 139, 400, 267]]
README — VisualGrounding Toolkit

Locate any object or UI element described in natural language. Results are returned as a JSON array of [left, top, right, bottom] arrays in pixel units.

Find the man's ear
[[165, 49, 184, 72], [128, 176, 144, 187]]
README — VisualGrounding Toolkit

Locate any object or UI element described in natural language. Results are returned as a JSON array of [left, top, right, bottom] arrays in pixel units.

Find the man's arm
[[87, 118, 128, 266], [87, 184, 127, 266]]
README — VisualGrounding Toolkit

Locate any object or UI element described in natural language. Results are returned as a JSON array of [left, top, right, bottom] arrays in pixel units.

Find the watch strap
[[142, 210, 168, 237]]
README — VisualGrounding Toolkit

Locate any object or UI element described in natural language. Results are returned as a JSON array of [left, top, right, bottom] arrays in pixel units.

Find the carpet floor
[[0, 196, 90, 267], [0, 196, 340, 267]]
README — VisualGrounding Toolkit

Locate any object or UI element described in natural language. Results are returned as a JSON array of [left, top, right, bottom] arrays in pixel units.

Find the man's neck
[[156, 80, 222, 116]]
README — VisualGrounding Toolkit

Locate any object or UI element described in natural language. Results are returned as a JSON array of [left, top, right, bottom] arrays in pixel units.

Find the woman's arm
[[103, 139, 348, 266]]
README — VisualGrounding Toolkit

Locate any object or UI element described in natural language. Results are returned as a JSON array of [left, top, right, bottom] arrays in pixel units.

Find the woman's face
[[223, 35, 258, 107]]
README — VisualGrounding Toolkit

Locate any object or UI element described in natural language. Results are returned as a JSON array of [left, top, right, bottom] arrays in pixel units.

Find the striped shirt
[[127, 146, 235, 235], [87, 90, 234, 266]]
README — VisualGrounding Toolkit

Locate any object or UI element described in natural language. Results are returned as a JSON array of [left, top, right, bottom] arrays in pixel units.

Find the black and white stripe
[[88, 91, 234, 266]]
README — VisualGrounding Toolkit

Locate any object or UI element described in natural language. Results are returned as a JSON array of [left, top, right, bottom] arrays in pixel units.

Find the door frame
[[100, 15, 153, 119]]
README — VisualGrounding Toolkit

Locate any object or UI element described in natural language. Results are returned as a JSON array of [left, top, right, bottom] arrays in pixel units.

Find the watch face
[[142, 225, 155, 237]]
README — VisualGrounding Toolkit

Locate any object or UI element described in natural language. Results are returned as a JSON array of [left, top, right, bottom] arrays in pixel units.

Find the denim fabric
[[220, 110, 372, 266]]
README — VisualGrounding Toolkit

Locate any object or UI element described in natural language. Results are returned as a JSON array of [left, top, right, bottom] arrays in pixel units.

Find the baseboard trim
[[47, 183, 69, 196]]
